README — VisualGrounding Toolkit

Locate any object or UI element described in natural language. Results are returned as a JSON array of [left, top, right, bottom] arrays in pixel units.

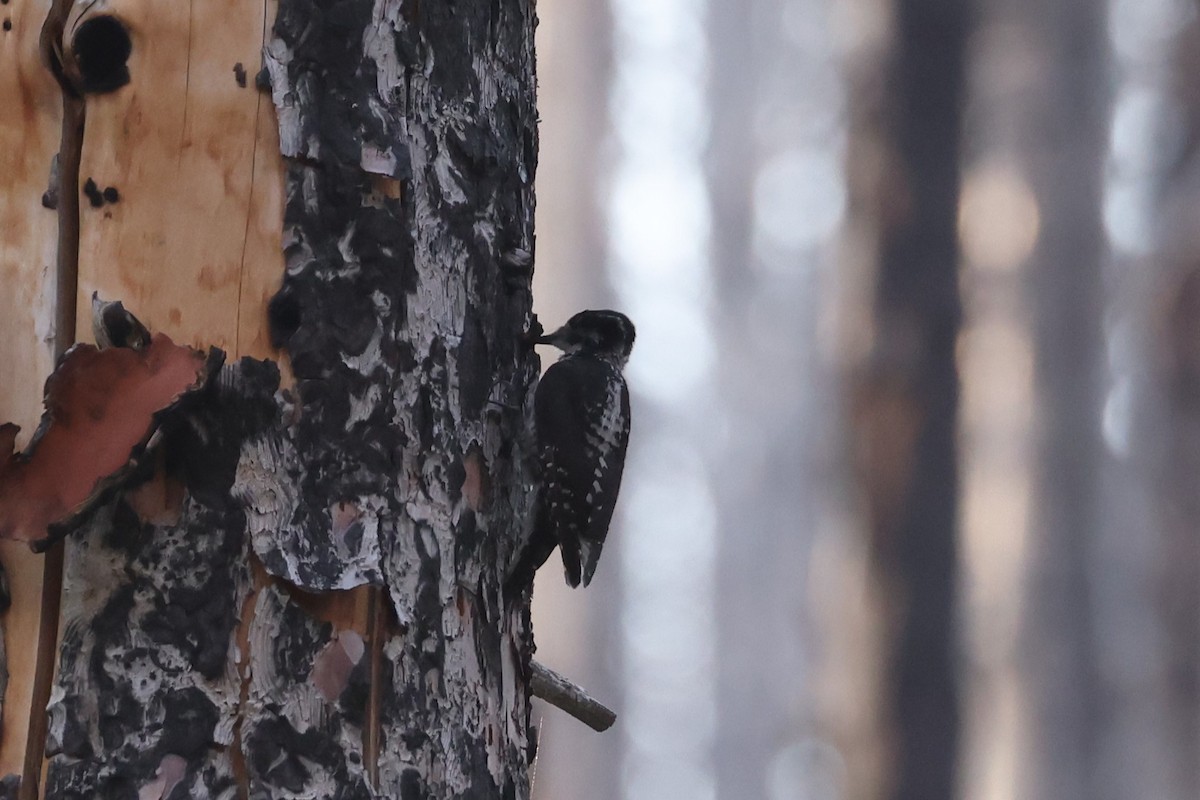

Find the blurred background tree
[[532, 0, 1200, 798]]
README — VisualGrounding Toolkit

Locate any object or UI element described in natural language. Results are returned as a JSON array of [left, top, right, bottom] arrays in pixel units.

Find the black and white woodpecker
[[509, 309, 636, 591], [91, 291, 151, 350]]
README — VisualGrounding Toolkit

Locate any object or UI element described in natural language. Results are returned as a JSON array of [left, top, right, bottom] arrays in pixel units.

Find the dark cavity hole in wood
[[83, 177, 103, 207], [2, 19, 11, 31], [268, 287, 302, 349], [72, 15, 132, 94]]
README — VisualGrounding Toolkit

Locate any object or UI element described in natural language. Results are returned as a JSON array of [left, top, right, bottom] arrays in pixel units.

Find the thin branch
[[23, 2, 87, 797], [529, 660, 616, 732]]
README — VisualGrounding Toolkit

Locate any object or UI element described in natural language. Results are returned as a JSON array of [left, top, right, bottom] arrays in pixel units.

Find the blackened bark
[[244, 585, 376, 797], [38, 0, 541, 795], [46, 363, 278, 797], [848, 1, 969, 798]]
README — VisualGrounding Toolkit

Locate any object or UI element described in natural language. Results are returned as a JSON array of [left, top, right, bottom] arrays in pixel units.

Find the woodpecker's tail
[[560, 538, 582, 588], [577, 537, 604, 588]]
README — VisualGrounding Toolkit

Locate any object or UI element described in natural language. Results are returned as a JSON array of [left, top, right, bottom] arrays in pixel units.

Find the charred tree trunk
[[845, 0, 969, 797], [0, 0, 542, 796]]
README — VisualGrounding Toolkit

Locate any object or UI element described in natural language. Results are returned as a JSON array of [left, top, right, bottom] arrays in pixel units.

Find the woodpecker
[[510, 309, 635, 591], [91, 291, 151, 351]]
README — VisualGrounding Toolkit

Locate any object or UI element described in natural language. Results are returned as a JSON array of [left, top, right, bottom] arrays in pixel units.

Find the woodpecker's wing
[[534, 357, 630, 587]]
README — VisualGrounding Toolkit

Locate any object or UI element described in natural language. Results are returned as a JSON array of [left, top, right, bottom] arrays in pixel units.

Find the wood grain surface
[[0, 0, 284, 789], [0, 0, 67, 782], [73, 0, 282, 359]]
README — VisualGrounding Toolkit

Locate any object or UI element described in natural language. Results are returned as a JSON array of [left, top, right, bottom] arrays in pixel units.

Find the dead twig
[[530, 660, 616, 732]]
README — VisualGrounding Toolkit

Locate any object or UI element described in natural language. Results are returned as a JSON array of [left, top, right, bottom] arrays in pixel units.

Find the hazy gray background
[[529, 0, 1200, 798]]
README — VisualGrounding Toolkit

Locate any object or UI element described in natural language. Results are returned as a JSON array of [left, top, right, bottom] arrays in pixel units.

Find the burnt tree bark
[[845, 0, 969, 797], [0, 0, 543, 796]]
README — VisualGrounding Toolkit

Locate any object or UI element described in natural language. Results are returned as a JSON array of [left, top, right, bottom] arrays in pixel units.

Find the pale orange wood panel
[[73, 0, 284, 358], [234, 0, 286, 365], [2, 0, 288, 785], [0, 0, 63, 781], [0, 2, 58, 435]]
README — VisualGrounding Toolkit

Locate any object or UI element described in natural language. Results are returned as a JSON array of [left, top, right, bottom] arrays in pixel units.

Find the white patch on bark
[[244, 586, 369, 796], [263, 40, 305, 159], [47, 496, 248, 787], [236, 427, 384, 590]]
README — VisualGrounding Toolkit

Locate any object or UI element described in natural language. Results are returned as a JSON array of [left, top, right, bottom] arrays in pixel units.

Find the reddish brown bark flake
[[0, 334, 215, 547]]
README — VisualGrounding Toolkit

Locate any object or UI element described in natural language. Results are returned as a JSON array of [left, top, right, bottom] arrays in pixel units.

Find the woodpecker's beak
[[535, 327, 566, 348]]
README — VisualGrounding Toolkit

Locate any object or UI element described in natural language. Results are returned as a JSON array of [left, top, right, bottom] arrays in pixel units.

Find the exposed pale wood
[[3, 0, 286, 788], [0, 0, 65, 784], [24, 0, 87, 790], [73, 0, 283, 358], [4, 0, 541, 794], [0, 0, 59, 444], [0, 544, 44, 782], [231, 8, 286, 366]]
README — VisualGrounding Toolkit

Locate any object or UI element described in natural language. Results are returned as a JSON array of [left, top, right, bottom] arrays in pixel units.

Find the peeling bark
[[0, 337, 218, 548], [15, 0, 541, 793], [44, 363, 278, 797], [252, 0, 541, 793]]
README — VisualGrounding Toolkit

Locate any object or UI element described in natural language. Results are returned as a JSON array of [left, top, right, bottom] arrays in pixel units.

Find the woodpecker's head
[[538, 310, 636, 365]]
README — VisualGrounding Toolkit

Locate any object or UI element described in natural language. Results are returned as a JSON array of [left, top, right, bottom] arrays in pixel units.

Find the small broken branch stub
[[530, 660, 616, 732]]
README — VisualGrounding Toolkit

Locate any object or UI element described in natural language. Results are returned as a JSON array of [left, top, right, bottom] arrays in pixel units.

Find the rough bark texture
[[17, 0, 541, 794], [260, 0, 540, 793], [846, 0, 968, 797], [46, 362, 278, 797], [243, 584, 374, 797]]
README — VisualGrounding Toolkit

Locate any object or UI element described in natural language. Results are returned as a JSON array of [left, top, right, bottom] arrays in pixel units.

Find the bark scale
[[4, 0, 543, 795]]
